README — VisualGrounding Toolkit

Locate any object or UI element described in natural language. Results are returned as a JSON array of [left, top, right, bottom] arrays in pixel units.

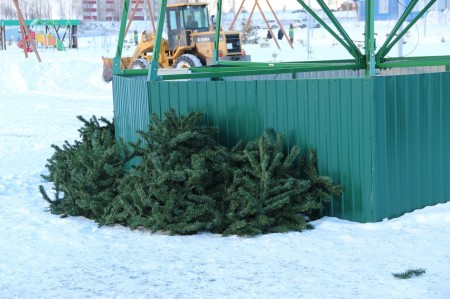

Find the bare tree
[[69, 0, 83, 19], [55, 0, 65, 18], [19, 0, 29, 19], [42, 0, 53, 19], [0, 0, 17, 19], [0, 0, 55, 20], [27, 0, 40, 19], [0, 0, 97, 21]]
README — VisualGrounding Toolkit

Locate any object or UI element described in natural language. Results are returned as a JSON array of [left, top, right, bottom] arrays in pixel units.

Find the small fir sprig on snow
[[392, 268, 426, 279]]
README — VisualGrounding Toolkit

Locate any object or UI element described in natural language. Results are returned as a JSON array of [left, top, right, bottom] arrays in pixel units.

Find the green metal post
[[148, 0, 168, 81], [213, 0, 223, 64], [113, 0, 130, 76], [365, 0, 376, 76]]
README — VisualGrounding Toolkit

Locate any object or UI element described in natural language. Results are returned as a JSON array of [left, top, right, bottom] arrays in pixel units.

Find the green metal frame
[[112, 0, 130, 77], [365, 0, 376, 76], [112, 0, 450, 81], [213, 0, 223, 64], [148, 0, 167, 80]]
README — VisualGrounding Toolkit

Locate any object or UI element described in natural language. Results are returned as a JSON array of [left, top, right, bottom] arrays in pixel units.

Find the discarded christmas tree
[[110, 109, 232, 235], [39, 109, 343, 236], [222, 130, 311, 236], [299, 149, 344, 220], [39, 116, 128, 220]]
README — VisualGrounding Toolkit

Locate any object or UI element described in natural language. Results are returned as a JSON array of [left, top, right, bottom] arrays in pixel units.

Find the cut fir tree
[[39, 115, 128, 221], [109, 109, 232, 235], [39, 109, 343, 237], [222, 130, 310, 236]]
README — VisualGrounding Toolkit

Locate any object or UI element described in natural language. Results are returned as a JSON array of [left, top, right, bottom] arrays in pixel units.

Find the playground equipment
[[16, 30, 35, 52], [16, 27, 66, 52], [228, 0, 294, 49], [0, 19, 79, 51], [16, 30, 60, 50], [11, 0, 40, 61], [35, 33, 57, 47], [102, 1, 249, 82]]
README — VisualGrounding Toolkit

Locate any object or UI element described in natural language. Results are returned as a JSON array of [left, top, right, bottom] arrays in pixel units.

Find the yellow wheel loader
[[102, 2, 250, 82]]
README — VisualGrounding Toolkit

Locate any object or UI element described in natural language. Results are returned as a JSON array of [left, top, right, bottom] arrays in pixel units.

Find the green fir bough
[[106, 109, 231, 235], [221, 130, 343, 236], [39, 109, 343, 236], [39, 116, 128, 221]]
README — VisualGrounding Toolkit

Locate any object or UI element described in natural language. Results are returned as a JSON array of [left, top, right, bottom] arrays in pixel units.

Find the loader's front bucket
[[102, 56, 134, 82]]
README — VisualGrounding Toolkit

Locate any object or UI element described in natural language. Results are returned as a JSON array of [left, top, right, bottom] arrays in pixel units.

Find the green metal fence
[[372, 73, 450, 220], [112, 71, 450, 222]]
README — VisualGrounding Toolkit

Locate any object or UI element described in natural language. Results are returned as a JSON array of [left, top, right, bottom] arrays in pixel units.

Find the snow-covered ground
[[1, 15, 450, 298]]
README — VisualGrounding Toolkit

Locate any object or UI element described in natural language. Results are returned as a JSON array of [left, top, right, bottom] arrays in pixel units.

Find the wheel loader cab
[[166, 3, 210, 50]]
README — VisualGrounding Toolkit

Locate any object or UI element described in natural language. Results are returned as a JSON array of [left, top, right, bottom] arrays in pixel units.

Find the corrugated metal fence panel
[[112, 72, 450, 222], [113, 76, 375, 222], [146, 80, 265, 146], [112, 76, 151, 168], [372, 72, 450, 221], [113, 76, 151, 144], [317, 78, 375, 222]]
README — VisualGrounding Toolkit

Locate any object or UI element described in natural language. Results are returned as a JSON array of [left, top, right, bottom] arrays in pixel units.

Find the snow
[[1, 15, 450, 298]]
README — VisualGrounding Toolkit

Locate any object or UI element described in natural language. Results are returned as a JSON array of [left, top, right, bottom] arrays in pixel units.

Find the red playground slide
[[17, 31, 36, 52]]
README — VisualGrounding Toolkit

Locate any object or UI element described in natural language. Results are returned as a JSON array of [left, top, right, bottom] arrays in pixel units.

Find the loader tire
[[174, 54, 203, 69]]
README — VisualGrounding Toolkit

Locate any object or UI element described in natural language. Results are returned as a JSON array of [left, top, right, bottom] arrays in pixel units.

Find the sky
[[0, 12, 450, 298]]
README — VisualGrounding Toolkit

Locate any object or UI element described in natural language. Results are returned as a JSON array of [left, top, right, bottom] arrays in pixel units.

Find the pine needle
[[392, 268, 426, 279]]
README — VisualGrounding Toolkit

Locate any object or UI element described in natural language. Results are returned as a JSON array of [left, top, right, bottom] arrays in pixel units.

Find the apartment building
[[82, 0, 155, 21]]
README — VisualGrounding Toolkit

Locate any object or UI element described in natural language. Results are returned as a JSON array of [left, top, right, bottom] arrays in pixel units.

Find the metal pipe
[[213, 0, 223, 64], [113, 0, 130, 76], [365, 0, 375, 76], [148, 0, 168, 81]]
